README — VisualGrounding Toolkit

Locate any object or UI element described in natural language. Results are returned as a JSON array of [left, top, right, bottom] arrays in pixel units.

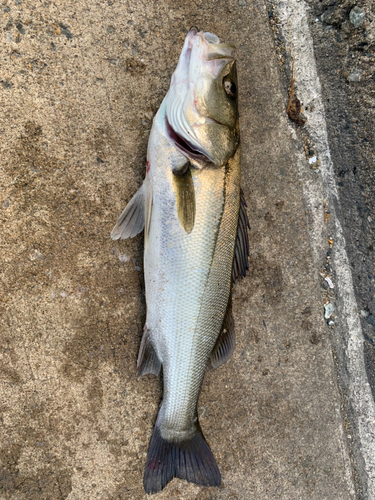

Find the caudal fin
[[143, 423, 221, 494]]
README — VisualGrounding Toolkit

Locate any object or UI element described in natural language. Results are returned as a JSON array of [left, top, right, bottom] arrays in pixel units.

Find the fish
[[111, 28, 249, 494]]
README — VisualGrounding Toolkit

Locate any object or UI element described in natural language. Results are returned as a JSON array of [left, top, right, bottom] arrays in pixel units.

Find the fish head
[[165, 28, 239, 167]]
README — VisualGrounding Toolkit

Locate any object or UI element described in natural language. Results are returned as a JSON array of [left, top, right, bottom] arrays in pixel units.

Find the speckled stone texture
[[0, 1, 354, 499]]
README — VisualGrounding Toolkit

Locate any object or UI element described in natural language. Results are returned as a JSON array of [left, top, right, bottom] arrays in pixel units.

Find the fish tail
[[143, 419, 221, 494]]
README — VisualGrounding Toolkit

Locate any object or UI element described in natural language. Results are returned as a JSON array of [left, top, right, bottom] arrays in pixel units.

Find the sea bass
[[111, 28, 249, 494]]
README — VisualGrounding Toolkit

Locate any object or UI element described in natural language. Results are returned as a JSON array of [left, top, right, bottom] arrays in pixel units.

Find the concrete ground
[[0, 0, 373, 499]]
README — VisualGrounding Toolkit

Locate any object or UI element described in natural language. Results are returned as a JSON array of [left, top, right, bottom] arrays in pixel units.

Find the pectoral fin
[[111, 182, 146, 240], [211, 298, 235, 369], [173, 165, 196, 234], [137, 329, 161, 377], [232, 189, 250, 282]]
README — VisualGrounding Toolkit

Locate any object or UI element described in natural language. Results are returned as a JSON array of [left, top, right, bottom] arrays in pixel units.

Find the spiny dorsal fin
[[211, 297, 235, 369], [172, 165, 196, 234], [137, 329, 161, 377], [232, 188, 250, 283], [111, 181, 146, 240]]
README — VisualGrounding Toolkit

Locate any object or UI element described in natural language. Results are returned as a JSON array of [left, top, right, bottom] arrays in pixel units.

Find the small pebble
[[28, 249, 44, 261], [328, 319, 334, 326], [118, 253, 130, 263], [347, 70, 362, 82], [349, 6, 365, 28], [324, 303, 334, 319], [325, 276, 334, 289], [360, 310, 369, 318], [309, 156, 317, 164]]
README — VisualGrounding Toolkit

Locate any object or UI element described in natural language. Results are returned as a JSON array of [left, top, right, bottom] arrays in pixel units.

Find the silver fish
[[111, 28, 249, 494]]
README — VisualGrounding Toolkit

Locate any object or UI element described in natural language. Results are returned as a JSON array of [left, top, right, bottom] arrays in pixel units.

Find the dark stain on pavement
[[61, 314, 141, 383], [248, 254, 284, 304], [87, 376, 104, 415], [0, 442, 72, 499], [0, 365, 21, 384]]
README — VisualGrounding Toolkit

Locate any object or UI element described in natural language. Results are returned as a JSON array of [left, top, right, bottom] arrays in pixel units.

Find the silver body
[[144, 99, 240, 441]]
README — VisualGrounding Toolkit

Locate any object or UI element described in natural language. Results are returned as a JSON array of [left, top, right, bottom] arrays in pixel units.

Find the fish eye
[[223, 77, 237, 98]]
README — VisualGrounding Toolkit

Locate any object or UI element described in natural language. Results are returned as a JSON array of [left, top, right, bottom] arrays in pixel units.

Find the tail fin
[[143, 422, 221, 494]]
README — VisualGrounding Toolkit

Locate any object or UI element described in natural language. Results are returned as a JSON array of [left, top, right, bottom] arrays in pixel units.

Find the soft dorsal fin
[[172, 165, 196, 234], [232, 189, 250, 283], [111, 182, 146, 240], [137, 329, 161, 377], [211, 297, 235, 369]]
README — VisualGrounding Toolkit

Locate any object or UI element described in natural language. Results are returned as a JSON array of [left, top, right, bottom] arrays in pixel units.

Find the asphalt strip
[[273, 1, 375, 497]]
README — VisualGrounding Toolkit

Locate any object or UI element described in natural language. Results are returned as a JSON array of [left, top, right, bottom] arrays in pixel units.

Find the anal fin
[[137, 329, 161, 377], [211, 298, 235, 369]]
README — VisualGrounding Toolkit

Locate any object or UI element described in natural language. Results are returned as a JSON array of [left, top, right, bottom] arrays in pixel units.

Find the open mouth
[[165, 119, 212, 163]]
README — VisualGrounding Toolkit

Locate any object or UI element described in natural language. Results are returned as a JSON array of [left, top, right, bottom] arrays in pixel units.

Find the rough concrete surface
[[268, 2, 375, 498], [301, 3, 375, 498], [0, 0, 368, 499]]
